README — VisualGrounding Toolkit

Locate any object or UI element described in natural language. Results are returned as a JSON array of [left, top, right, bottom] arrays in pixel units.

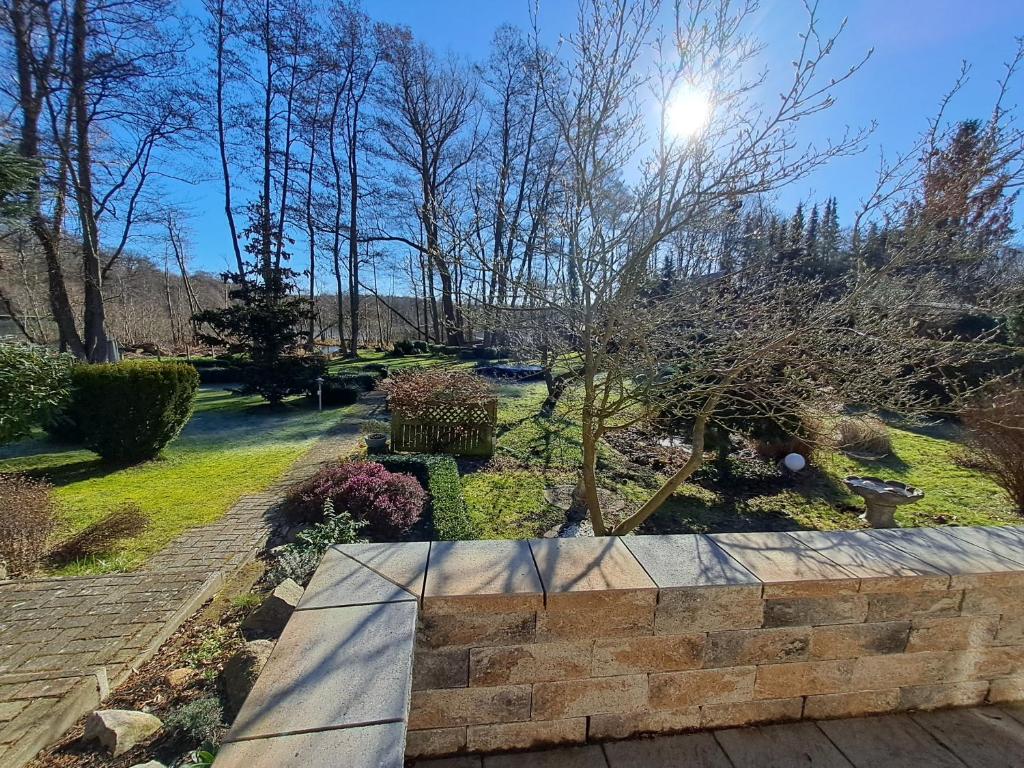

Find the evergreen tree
[[806, 203, 820, 260], [820, 197, 841, 262], [194, 199, 322, 404], [788, 203, 805, 252]]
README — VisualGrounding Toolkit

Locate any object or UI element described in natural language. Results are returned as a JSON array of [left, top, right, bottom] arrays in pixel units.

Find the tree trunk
[[212, 0, 245, 279], [10, 0, 86, 358], [72, 0, 109, 362]]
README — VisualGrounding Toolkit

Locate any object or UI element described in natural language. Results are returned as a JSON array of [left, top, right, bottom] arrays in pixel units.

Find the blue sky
[[173, 0, 1024, 274]]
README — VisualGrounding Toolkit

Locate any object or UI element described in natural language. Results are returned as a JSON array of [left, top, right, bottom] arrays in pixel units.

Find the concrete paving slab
[[865, 527, 1024, 586], [299, 548, 417, 610], [484, 744, 608, 768], [529, 538, 655, 611], [604, 732, 732, 767], [714, 721, 855, 767], [334, 542, 430, 598], [817, 714, 970, 768], [225, 602, 416, 742], [709, 532, 858, 596], [623, 535, 760, 588], [215, 721, 406, 767], [783, 530, 949, 592], [424, 541, 543, 613], [942, 527, 1024, 567]]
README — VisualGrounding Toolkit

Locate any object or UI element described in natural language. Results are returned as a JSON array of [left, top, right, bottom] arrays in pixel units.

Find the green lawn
[[328, 349, 477, 374], [457, 381, 1020, 538], [0, 387, 355, 574]]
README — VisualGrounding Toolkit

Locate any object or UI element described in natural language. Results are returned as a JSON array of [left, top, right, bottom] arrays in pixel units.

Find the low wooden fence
[[391, 398, 497, 457]]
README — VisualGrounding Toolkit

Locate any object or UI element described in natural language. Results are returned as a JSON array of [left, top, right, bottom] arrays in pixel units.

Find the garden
[[2, 341, 1021, 583]]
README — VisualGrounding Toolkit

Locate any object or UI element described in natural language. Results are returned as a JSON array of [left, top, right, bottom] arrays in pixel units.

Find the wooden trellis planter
[[391, 398, 497, 457]]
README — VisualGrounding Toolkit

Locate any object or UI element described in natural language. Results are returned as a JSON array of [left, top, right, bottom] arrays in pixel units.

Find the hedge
[[328, 371, 383, 392], [68, 360, 199, 462], [375, 454, 479, 540]]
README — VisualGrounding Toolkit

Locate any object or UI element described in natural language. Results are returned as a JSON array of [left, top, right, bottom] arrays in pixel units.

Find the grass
[[455, 379, 1020, 537], [328, 350, 477, 375], [0, 387, 356, 574], [639, 423, 1020, 534]]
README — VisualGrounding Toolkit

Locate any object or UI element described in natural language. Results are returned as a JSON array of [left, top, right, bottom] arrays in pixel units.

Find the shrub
[[196, 364, 247, 385], [269, 500, 366, 585], [315, 378, 360, 406], [267, 545, 322, 586], [285, 461, 425, 538], [242, 355, 325, 404], [67, 360, 199, 463], [361, 419, 390, 436], [47, 503, 149, 565], [836, 415, 892, 456], [376, 454, 478, 540], [0, 343, 75, 444], [411, 340, 428, 353], [0, 473, 59, 576], [392, 339, 415, 356], [323, 371, 382, 393], [164, 696, 224, 746], [380, 369, 494, 418], [963, 385, 1024, 513]]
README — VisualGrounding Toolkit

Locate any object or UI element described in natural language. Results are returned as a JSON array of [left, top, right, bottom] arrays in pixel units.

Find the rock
[[240, 578, 303, 638], [83, 709, 162, 757], [220, 639, 275, 716], [165, 667, 198, 689], [129, 761, 167, 768]]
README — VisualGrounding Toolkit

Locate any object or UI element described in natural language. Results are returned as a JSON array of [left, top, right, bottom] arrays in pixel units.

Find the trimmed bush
[[68, 359, 199, 463], [376, 454, 479, 540], [0, 343, 75, 444], [285, 461, 425, 539], [326, 371, 382, 392], [0, 473, 59, 577], [315, 378, 360, 406], [411, 340, 428, 353]]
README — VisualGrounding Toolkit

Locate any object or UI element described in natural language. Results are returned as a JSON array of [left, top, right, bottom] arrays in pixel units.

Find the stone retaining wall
[[222, 526, 1024, 766], [405, 527, 1024, 758]]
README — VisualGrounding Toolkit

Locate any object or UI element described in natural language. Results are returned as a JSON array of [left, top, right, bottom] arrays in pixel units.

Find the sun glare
[[666, 87, 712, 139]]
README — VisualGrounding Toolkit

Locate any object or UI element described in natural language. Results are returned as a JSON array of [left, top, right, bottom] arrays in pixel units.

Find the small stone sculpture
[[844, 475, 924, 528]]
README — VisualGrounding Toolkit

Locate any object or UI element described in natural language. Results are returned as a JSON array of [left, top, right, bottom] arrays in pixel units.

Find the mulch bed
[[28, 563, 265, 768]]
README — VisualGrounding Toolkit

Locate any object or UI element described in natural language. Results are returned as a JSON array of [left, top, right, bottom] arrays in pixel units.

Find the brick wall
[[404, 528, 1024, 759]]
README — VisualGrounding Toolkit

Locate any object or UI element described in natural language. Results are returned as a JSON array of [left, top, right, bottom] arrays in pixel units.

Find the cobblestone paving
[[0, 394, 383, 767]]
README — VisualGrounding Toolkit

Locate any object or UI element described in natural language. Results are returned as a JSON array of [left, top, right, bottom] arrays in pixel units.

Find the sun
[[665, 86, 712, 138]]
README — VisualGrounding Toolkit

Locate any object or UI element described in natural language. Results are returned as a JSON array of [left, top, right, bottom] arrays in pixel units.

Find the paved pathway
[[0, 393, 384, 767], [413, 706, 1024, 768]]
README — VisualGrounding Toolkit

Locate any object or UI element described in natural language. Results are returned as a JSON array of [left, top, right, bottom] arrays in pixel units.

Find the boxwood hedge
[[68, 360, 199, 463], [375, 454, 478, 540]]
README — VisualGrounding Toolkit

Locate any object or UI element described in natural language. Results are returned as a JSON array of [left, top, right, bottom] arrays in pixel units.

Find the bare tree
[[498, 0, 990, 536], [374, 35, 480, 346]]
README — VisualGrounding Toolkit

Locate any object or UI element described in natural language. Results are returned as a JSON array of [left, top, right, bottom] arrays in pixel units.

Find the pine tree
[[194, 199, 321, 404], [788, 203, 805, 252], [806, 203, 820, 260]]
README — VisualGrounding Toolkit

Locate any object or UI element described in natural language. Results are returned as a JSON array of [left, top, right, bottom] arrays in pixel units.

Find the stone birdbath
[[844, 475, 924, 529]]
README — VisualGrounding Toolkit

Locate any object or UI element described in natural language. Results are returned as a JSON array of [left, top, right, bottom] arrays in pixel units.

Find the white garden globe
[[783, 453, 806, 472]]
